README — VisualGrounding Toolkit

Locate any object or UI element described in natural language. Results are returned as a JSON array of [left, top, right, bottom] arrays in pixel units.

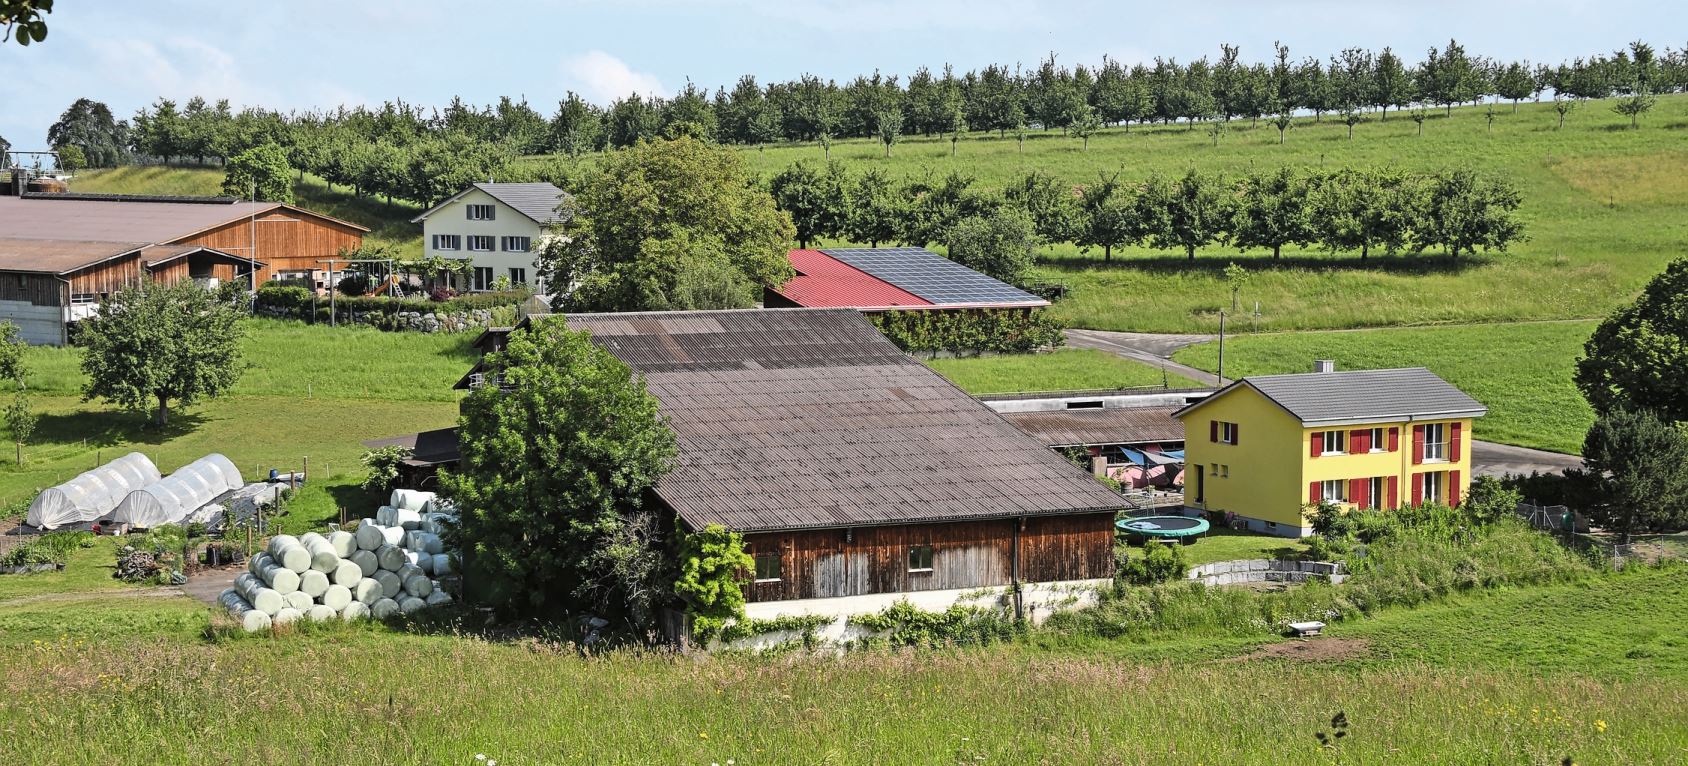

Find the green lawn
[[1175, 527, 1310, 566], [1173, 321, 1596, 454], [927, 348, 1201, 394]]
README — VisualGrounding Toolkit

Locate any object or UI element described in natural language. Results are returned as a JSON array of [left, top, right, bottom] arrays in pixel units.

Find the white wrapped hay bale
[[328, 530, 357, 558], [299, 569, 330, 599], [372, 570, 401, 599], [424, 588, 452, 607], [333, 560, 363, 587], [274, 607, 303, 626], [376, 544, 406, 572], [393, 508, 421, 531], [302, 535, 339, 573], [402, 575, 432, 598], [321, 584, 352, 611], [355, 522, 385, 552], [415, 553, 433, 576], [340, 601, 370, 621], [269, 537, 311, 573], [234, 574, 284, 616], [399, 596, 426, 614], [219, 590, 273, 633], [284, 591, 314, 612], [247, 551, 273, 577], [353, 577, 382, 605], [350, 549, 378, 577], [389, 489, 434, 512], [396, 563, 422, 583], [375, 505, 395, 526], [266, 534, 300, 558], [431, 553, 453, 575], [257, 566, 299, 597], [370, 598, 399, 620], [421, 497, 456, 514], [307, 604, 337, 622]]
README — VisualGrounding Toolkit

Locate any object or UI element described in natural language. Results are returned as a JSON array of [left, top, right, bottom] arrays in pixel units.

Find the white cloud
[[559, 50, 667, 103]]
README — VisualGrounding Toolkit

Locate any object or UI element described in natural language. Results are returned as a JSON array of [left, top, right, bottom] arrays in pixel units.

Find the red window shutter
[[1410, 473, 1424, 505], [1411, 425, 1425, 465], [1210, 421, 1219, 442], [1388, 427, 1400, 452], [1348, 431, 1362, 454], [1308, 481, 1321, 504], [1449, 470, 1462, 506], [1450, 422, 1463, 462], [1386, 476, 1399, 510], [1348, 478, 1364, 507], [1310, 433, 1323, 458]]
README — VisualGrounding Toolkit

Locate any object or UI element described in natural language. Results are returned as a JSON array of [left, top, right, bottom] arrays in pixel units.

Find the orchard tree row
[[771, 161, 1525, 264]]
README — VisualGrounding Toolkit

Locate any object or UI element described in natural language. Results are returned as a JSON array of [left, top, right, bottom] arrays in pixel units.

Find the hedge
[[255, 284, 532, 318], [869, 308, 1065, 356]]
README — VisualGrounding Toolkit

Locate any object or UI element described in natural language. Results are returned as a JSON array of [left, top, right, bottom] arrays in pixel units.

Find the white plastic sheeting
[[25, 452, 161, 530], [110, 454, 244, 529]]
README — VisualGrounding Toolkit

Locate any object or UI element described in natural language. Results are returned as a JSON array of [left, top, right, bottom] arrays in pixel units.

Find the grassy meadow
[[1173, 320, 1597, 453], [927, 348, 1200, 394]]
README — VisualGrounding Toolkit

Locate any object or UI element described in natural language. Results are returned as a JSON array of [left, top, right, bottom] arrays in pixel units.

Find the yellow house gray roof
[[1174, 367, 1487, 427]]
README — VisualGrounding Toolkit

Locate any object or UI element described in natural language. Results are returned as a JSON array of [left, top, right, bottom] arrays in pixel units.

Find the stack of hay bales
[[217, 491, 458, 632]]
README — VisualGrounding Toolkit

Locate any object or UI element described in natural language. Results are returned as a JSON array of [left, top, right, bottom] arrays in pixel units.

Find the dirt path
[[0, 586, 187, 608], [1225, 637, 1371, 663]]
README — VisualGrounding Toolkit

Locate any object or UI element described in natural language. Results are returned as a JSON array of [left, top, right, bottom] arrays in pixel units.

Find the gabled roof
[[1000, 406, 1185, 448], [770, 247, 1049, 311], [1173, 367, 1487, 427], [537, 308, 1125, 533], [410, 182, 568, 225], [0, 239, 261, 275], [0, 194, 367, 243]]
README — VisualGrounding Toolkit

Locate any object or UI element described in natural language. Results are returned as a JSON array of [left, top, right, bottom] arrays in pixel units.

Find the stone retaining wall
[[1187, 559, 1347, 587], [256, 305, 496, 333]]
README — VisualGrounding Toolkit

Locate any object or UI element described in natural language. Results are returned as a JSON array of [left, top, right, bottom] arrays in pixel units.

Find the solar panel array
[[820, 247, 1045, 306]]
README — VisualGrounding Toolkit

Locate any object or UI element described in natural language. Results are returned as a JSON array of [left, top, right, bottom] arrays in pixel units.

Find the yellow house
[[1172, 364, 1487, 537]]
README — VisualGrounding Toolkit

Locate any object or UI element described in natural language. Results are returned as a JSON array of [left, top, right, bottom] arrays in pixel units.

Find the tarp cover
[[111, 454, 244, 529], [25, 452, 161, 530]]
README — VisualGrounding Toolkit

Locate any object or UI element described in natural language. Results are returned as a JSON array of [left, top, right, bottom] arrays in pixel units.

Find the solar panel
[[820, 247, 1045, 306]]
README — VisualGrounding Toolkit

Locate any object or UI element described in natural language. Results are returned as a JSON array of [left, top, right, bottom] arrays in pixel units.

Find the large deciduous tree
[[1143, 170, 1229, 261], [47, 98, 129, 167], [843, 167, 904, 248], [1004, 169, 1078, 246], [79, 281, 245, 427], [1575, 257, 1688, 422], [769, 159, 848, 249], [1415, 169, 1524, 257], [538, 137, 794, 312], [221, 142, 294, 203], [1581, 407, 1688, 538], [1072, 173, 1137, 263], [944, 208, 1036, 286], [1231, 168, 1313, 259], [442, 321, 677, 623]]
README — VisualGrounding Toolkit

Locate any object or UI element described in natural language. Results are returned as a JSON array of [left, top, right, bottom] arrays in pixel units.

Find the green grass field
[[927, 348, 1201, 394], [1173, 320, 1596, 453]]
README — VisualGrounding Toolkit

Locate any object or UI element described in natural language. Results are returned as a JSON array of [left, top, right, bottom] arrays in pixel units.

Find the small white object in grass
[[307, 604, 337, 622], [402, 575, 432, 598], [376, 543, 405, 572], [332, 560, 362, 587], [328, 530, 356, 558], [299, 569, 330, 598], [372, 570, 401, 599], [370, 598, 399, 620], [340, 601, 370, 621], [284, 590, 314, 612], [353, 577, 382, 605], [350, 549, 378, 577], [273, 607, 303, 625], [399, 596, 426, 614], [321, 584, 353, 611]]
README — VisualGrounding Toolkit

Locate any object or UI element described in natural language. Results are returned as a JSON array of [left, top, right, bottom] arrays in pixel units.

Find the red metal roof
[[769, 249, 933, 310]]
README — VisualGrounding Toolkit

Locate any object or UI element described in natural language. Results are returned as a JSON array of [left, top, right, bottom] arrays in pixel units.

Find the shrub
[[336, 273, 372, 297], [360, 445, 412, 493], [255, 283, 312, 312], [1119, 538, 1187, 585], [674, 524, 754, 641], [849, 599, 1021, 648], [869, 308, 1065, 357]]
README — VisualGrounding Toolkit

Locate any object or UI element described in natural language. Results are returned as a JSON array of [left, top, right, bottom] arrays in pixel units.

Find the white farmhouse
[[411, 182, 567, 293]]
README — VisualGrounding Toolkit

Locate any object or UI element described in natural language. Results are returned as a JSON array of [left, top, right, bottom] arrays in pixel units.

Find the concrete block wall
[[1186, 559, 1347, 587]]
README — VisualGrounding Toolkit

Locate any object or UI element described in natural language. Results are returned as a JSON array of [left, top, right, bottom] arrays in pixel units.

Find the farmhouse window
[[471, 267, 494, 291], [908, 545, 934, 572], [1320, 479, 1346, 504], [1313, 430, 1344, 456], [1368, 477, 1384, 509], [508, 268, 526, 285], [1422, 423, 1448, 462], [1422, 471, 1445, 504], [432, 234, 461, 251], [466, 204, 496, 221], [1217, 421, 1238, 444], [501, 236, 531, 252], [1368, 428, 1386, 452], [468, 235, 495, 252], [753, 552, 782, 582]]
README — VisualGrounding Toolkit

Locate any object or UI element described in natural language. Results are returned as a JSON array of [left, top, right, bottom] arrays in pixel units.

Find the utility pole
[[1216, 311, 1226, 388]]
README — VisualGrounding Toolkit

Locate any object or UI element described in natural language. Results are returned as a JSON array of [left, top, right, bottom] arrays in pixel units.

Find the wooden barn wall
[[0, 272, 67, 306], [64, 255, 146, 297], [149, 258, 239, 285], [178, 211, 364, 284], [743, 513, 1115, 603]]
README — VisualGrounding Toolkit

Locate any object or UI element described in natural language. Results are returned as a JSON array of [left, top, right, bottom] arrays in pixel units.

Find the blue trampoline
[[1116, 515, 1210, 540]]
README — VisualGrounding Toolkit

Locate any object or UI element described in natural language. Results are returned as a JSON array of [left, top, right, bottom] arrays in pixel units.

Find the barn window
[[908, 545, 933, 572], [753, 552, 782, 583], [466, 204, 496, 221]]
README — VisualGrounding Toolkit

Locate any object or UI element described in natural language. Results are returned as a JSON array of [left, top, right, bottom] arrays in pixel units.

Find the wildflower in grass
[[700, 732, 709, 740], [475, 755, 486, 762], [1594, 719, 1607, 733]]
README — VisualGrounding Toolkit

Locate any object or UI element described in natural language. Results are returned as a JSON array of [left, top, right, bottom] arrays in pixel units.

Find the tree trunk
[[1103, 244, 1111, 263], [1278, 128, 1286, 145], [1186, 245, 1196, 261], [1273, 244, 1282, 259], [1381, 104, 1388, 121], [155, 395, 170, 427], [1361, 242, 1369, 261], [14, 441, 20, 466], [1417, 122, 1424, 137]]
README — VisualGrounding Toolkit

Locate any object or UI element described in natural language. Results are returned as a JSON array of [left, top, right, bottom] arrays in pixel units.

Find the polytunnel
[[110, 454, 244, 529], [25, 452, 161, 530]]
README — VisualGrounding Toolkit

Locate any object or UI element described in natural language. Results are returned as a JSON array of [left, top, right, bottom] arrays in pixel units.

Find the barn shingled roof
[[555, 308, 1126, 533]]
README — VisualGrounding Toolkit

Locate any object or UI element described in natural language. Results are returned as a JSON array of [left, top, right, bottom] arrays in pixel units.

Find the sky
[[1, 0, 1680, 147]]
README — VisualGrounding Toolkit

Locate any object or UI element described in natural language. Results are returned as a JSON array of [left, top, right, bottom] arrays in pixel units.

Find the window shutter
[[1410, 473, 1423, 505], [1348, 478, 1364, 507], [1348, 430, 1362, 454], [1310, 433, 1323, 458], [1232, 423, 1238, 445], [1411, 425, 1425, 465], [1388, 427, 1400, 452], [1210, 421, 1218, 442], [1449, 470, 1462, 507], [1308, 481, 1320, 505], [1450, 422, 1463, 462], [1386, 476, 1399, 510]]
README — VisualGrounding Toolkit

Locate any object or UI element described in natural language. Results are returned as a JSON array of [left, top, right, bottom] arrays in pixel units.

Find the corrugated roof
[[1176, 367, 1488, 426], [474, 183, 568, 224], [0, 239, 251, 275], [820, 247, 1049, 308], [363, 428, 462, 467], [554, 308, 1125, 532], [769, 249, 934, 310], [1000, 406, 1185, 448], [0, 194, 367, 244]]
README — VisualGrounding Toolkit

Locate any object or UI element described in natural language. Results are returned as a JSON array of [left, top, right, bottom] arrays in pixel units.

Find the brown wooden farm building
[[442, 308, 1127, 609], [0, 192, 366, 344]]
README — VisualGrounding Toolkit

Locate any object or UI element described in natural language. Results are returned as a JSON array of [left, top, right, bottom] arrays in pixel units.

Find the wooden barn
[[0, 191, 366, 344], [446, 309, 1128, 622]]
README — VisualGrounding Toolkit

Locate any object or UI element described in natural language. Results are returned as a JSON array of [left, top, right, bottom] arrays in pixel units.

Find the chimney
[[1313, 359, 1336, 374]]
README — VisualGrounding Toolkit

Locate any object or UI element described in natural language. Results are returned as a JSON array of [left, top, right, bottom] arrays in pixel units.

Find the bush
[[336, 273, 372, 297], [1119, 538, 1187, 585], [849, 599, 1021, 648], [869, 308, 1065, 357], [255, 283, 313, 312], [360, 445, 412, 493]]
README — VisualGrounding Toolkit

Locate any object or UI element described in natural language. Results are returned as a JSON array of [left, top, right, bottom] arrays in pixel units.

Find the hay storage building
[[441, 308, 1129, 622]]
